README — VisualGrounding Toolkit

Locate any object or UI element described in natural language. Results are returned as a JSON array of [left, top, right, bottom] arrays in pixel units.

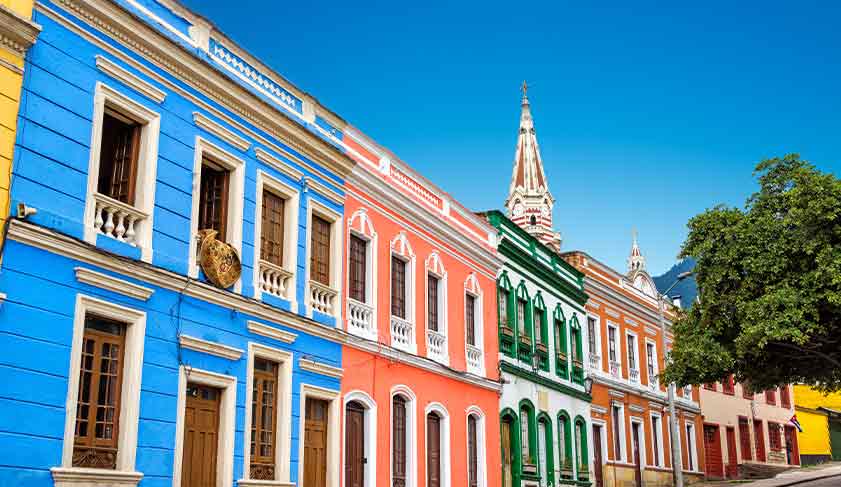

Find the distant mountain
[[653, 257, 697, 309]]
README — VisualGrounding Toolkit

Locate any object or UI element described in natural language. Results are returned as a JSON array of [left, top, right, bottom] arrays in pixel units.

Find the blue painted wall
[[0, 1, 349, 485]]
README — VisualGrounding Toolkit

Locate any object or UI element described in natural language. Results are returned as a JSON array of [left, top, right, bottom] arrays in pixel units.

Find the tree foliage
[[662, 154, 841, 392]]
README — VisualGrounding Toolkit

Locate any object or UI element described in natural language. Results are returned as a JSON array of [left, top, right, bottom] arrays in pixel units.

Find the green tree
[[662, 154, 841, 392]]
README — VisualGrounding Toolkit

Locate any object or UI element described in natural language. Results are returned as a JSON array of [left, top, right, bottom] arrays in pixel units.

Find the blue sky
[[182, 0, 841, 275]]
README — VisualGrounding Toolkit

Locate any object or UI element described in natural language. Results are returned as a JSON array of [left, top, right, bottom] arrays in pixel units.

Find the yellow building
[[793, 385, 841, 465], [0, 0, 38, 263]]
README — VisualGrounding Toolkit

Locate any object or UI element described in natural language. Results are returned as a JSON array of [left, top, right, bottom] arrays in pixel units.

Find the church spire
[[505, 82, 561, 251], [628, 229, 646, 273]]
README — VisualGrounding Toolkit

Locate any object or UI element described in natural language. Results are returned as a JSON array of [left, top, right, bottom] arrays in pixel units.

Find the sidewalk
[[696, 462, 841, 487]]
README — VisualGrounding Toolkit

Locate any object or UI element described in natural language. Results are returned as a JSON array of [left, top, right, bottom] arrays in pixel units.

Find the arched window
[[497, 272, 515, 357], [425, 403, 450, 487], [466, 409, 486, 487], [537, 413, 555, 487], [570, 315, 584, 383], [558, 411, 573, 479], [392, 395, 407, 487], [344, 391, 377, 487], [519, 401, 536, 470], [533, 293, 549, 371], [500, 410, 518, 487], [515, 282, 532, 359], [553, 306, 568, 378], [574, 416, 590, 481]]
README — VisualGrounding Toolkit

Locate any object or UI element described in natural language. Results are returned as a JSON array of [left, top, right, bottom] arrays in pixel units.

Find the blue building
[[0, 0, 357, 486]]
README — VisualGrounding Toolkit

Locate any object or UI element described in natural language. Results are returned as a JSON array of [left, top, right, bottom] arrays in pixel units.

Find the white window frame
[[391, 385, 418, 487], [607, 322, 621, 371], [188, 136, 245, 291], [389, 233, 417, 353], [253, 170, 300, 307], [240, 343, 293, 486], [645, 338, 659, 388], [172, 366, 237, 487], [610, 403, 627, 463], [82, 82, 160, 263], [684, 421, 699, 473], [304, 197, 344, 320], [465, 406, 487, 487], [342, 390, 377, 487], [590, 419, 609, 480], [464, 274, 484, 375], [424, 252, 448, 365], [424, 402, 451, 487], [346, 208, 378, 340], [626, 330, 639, 382], [650, 412, 665, 467], [586, 314, 601, 363], [298, 384, 341, 487], [52, 295, 147, 487], [630, 416, 647, 467]]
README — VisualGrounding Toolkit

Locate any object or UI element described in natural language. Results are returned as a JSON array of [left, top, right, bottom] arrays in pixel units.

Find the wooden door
[[726, 427, 738, 478], [501, 419, 513, 487], [592, 424, 604, 487], [753, 420, 766, 462], [427, 413, 441, 487], [345, 401, 365, 487], [304, 398, 329, 487], [631, 423, 642, 487], [739, 418, 752, 461], [182, 384, 221, 487], [830, 420, 841, 461], [704, 424, 723, 479], [784, 426, 799, 465]]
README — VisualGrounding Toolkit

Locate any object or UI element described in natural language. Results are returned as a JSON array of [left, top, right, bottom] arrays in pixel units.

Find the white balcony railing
[[648, 375, 660, 391], [92, 192, 148, 246], [347, 298, 375, 339], [466, 345, 483, 374], [609, 360, 621, 379], [258, 260, 293, 300], [390, 315, 414, 352], [309, 280, 337, 316], [427, 329, 447, 363], [589, 354, 601, 371], [629, 368, 640, 383]]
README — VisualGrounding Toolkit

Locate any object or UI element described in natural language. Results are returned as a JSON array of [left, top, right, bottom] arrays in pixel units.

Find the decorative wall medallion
[[198, 229, 241, 288]]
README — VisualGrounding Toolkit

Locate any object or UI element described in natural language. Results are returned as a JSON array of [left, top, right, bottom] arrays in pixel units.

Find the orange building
[[338, 127, 503, 487], [563, 238, 706, 487]]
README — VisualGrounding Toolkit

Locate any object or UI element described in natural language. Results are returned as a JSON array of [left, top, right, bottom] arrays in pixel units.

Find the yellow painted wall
[[796, 407, 831, 455], [0, 0, 34, 258], [794, 385, 841, 410]]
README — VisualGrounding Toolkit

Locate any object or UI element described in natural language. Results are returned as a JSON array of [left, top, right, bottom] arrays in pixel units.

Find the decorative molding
[[645, 326, 659, 337], [51, 467, 143, 486], [74, 266, 154, 301], [255, 147, 304, 181], [247, 320, 297, 344], [193, 112, 250, 151], [179, 334, 243, 360], [96, 55, 166, 103], [609, 389, 625, 398], [629, 404, 645, 413], [499, 362, 590, 401], [299, 358, 343, 379], [0, 4, 40, 57], [606, 308, 621, 318], [624, 317, 638, 326], [304, 176, 343, 206], [591, 405, 608, 415]]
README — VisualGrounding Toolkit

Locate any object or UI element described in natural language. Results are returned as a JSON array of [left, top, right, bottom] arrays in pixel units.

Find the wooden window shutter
[[427, 275, 439, 332], [390, 257, 406, 318], [392, 396, 407, 487], [198, 160, 230, 241], [250, 358, 279, 480], [260, 191, 285, 266], [310, 215, 331, 286], [97, 110, 140, 205], [73, 315, 127, 469], [465, 294, 476, 346], [348, 235, 367, 303]]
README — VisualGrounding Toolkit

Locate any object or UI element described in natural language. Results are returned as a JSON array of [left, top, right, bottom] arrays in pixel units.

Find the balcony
[[589, 354, 601, 370], [309, 280, 337, 316], [466, 344, 483, 375], [609, 360, 621, 379], [347, 298, 375, 340], [427, 329, 447, 363], [648, 375, 660, 391], [92, 192, 148, 246], [390, 315, 414, 352], [629, 368, 640, 383], [258, 259, 293, 301]]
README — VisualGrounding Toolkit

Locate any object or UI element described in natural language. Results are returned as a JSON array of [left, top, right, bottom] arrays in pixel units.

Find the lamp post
[[659, 270, 692, 487]]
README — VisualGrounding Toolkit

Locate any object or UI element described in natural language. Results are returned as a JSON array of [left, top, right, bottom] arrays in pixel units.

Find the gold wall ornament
[[197, 229, 242, 289]]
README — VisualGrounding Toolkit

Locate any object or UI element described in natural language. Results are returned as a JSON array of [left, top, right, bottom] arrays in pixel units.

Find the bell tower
[[504, 82, 561, 251]]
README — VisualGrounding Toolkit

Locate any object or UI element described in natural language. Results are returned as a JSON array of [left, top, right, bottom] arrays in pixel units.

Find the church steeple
[[505, 82, 561, 251], [627, 229, 646, 273]]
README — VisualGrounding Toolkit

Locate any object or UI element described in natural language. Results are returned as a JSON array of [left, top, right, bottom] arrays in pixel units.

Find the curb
[[772, 472, 841, 486]]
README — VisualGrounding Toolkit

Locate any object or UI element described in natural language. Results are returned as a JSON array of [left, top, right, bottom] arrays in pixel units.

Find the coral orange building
[[339, 127, 503, 487]]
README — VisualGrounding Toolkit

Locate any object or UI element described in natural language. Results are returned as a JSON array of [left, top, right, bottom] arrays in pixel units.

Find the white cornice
[[254, 147, 303, 182], [304, 176, 343, 206], [96, 55, 165, 103], [299, 358, 343, 379], [592, 405, 608, 414], [0, 4, 40, 57], [51, 467, 143, 486], [193, 111, 250, 152], [247, 320, 297, 344], [629, 404, 645, 413], [38, 0, 355, 180], [74, 266, 154, 301], [179, 334, 243, 360]]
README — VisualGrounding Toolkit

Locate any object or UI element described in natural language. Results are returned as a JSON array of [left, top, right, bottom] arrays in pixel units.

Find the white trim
[[346, 208, 378, 341], [95, 54, 166, 103], [305, 176, 343, 206], [172, 367, 237, 487], [610, 403, 627, 463], [59, 295, 146, 473], [464, 274, 484, 375], [241, 343, 293, 484], [629, 417, 647, 468], [625, 329, 639, 383], [590, 419, 609, 483], [247, 320, 297, 344], [684, 421, 699, 473], [424, 402, 451, 487], [51, 468, 144, 486], [298, 384, 341, 487], [255, 147, 304, 181], [650, 412, 665, 468], [82, 82, 160, 263], [253, 170, 300, 307], [390, 385, 418, 487], [187, 136, 245, 293], [299, 358, 343, 379], [178, 334, 243, 360], [389, 232, 417, 353], [465, 406, 487, 487], [424, 252, 448, 365], [304, 197, 343, 320], [644, 337, 659, 388], [74, 266, 154, 301], [342, 390, 377, 487], [193, 111, 250, 152]]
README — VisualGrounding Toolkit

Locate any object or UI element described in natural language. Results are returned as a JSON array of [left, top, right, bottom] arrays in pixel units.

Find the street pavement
[[696, 463, 841, 487]]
